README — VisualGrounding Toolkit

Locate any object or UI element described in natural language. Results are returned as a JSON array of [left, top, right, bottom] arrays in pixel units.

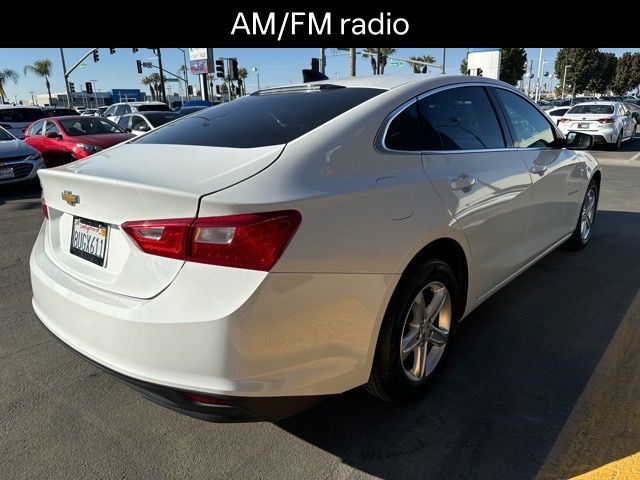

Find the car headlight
[[77, 143, 102, 154]]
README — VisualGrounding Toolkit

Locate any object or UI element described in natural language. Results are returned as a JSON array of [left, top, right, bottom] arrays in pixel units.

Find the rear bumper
[[39, 317, 322, 422], [30, 222, 395, 401]]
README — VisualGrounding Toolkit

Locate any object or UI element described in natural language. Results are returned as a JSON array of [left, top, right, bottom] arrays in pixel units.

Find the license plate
[[578, 123, 590, 129], [0, 167, 14, 179], [70, 217, 109, 267]]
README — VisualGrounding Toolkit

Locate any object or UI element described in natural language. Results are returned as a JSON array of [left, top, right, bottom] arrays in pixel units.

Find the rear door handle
[[529, 164, 548, 175], [449, 174, 476, 192]]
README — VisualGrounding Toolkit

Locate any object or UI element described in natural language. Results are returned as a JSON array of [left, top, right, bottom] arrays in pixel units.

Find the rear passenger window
[[384, 102, 419, 151], [417, 86, 505, 150], [493, 88, 556, 148]]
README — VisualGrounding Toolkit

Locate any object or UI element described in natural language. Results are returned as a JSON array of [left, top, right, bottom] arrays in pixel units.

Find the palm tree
[[363, 48, 396, 74], [24, 59, 53, 106], [0, 68, 19, 104], [141, 74, 160, 100], [238, 68, 248, 96], [409, 55, 436, 74]]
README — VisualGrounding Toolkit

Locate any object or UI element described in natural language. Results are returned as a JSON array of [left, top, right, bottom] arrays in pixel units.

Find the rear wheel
[[367, 259, 460, 402], [563, 179, 598, 251], [612, 129, 623, 150]]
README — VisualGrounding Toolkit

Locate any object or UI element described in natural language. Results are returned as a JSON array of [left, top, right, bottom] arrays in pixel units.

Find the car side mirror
[[565, 131, 593, 150], [136, 125, 150, 132], [125, 128, 132, 133], [45, 132, 61, 139]]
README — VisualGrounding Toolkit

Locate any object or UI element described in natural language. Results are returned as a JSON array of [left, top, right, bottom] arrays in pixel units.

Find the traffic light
[[188, 85, 193, 95], [92, 49, 99, 62], [85, 82, 93, 94], [215, 59, 225, 78], [69, 82, 75, 93], [109, 48, 116, 54], [311, 57, 320, 72], [132, 48, 139, 53], [477, 68, 483, 77], [136, 60, 142, 74], [229, 58, 239, 80]]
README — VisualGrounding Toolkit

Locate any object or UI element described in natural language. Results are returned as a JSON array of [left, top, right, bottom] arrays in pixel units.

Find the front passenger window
[[494, 89, 556, 148]]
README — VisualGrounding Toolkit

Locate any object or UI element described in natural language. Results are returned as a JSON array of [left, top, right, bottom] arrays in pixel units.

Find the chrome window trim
[[378, 81, 564, 155]]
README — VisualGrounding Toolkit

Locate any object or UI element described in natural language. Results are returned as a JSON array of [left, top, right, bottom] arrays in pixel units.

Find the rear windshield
[[567, 104, 614, 115], [145, 112, 181, 127], [0, 108, 46, 123], [60, 118, 126, 135], [134, 87, 384, 148], [136, 104, 171, 112], [45, 109, 79, 117]]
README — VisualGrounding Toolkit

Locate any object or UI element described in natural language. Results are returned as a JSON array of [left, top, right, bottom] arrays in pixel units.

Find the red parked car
[[24, 116, 134, 167]]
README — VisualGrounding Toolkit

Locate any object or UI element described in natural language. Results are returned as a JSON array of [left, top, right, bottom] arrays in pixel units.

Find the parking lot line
[[536, 290, 640, 480]]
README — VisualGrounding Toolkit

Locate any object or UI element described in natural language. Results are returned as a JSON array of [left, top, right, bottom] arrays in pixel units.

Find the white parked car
[[0, 105, 46, 139], [558, 101, 636, 149], [116, 112, 181, 136], [545, 106, 571, 125], [31, 76, 600, 421], [0, 125, 44, 185], [103, 101, 171, 124]]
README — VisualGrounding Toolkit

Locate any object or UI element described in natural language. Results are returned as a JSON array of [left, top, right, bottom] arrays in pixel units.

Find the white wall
[[467, 50, 502, 80]]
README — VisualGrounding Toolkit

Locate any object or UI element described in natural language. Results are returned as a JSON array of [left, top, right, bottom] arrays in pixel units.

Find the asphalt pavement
[[2, 141, 640, 480]]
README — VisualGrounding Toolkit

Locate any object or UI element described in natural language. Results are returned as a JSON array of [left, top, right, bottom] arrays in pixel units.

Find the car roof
[[258, 74, 511, 94], [569, 101, 617, 106], [112, 101, 167, 106], [0, 105, 41, 110]]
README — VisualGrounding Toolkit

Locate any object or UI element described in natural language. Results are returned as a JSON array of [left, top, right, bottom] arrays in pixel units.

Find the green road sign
[[389, 61, 403, 67], [79, 63, 87, 69], [164, 78, 179, 83]]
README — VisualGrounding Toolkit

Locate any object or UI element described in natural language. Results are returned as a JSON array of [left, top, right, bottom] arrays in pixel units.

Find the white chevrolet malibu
[[31, 75, 601, 421]]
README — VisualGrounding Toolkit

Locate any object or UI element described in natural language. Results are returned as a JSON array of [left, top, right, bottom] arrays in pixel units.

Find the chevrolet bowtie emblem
[[61, 190, 80, 206]]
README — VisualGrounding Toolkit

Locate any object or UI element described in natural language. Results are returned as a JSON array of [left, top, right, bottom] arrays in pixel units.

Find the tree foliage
[[460, 57, 468, 75], [0, 68, 19, 103], [363, 48, 396, 74], [554, 48, 601, 95], [409, 55, 435, 73], [24, 59, 53, 105], [499, 48, 527, 85], [612, 52, 640, 95]]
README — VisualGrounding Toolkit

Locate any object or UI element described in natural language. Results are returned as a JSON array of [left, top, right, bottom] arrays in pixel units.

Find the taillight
[[40, 193, 48, 219], [121, 218, 192, 260], [122, 210, 302, 271], [598, 118, 615, 124]]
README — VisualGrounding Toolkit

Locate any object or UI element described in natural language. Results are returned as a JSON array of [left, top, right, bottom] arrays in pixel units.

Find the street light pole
[[535, 48, 544, 102], [177, 48, 189, 101], [90, 80, 98, 107], [59, 48, 72, 108], [562, 64, 572, 100]]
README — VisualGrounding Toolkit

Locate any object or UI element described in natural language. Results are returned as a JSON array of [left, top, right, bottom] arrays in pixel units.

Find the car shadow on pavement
[[279, 210, 640, 480], [0, 182, 41, 208]]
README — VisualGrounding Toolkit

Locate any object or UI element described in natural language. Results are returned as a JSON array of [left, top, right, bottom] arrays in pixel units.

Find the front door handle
[[530, 164, 548, 175], [449, 174, 476, 192]]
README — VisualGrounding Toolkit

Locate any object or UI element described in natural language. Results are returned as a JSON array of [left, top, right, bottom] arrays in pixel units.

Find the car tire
[[563, 179, 599, 251], [367, 259, 461, 403], [612, 130, 623, 150]]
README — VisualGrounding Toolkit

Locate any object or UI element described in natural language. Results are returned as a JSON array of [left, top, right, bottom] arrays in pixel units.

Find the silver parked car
[[0, 126, 44, 185], [32, 76, 600, 420]]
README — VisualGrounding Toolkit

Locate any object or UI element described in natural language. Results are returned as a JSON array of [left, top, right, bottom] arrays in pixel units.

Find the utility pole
[[562, 64, 572, 100], [441, 48, 446, 74], [156, 48, 167, 103], [535, 48, 544, 102], [349, 48, 356, 77], [376, 48, 381, 75], [59, 48, 72, 108], [527, 60, 534, 97]]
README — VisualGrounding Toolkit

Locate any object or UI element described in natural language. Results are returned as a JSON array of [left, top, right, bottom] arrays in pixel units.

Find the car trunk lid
[[38, 143, 284, 298]]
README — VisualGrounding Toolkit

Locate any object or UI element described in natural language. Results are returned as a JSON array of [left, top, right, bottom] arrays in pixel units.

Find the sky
[[1, 48, 639, 103]]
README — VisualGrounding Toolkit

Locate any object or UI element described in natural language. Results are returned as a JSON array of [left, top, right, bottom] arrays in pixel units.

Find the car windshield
[[60, 118, 125, 136], [134, 86, 384, 148], [137, 104, 171, 112], [145, 112, 181, 127], [0, 127, 14, 141], [567, 104, 615, 115]]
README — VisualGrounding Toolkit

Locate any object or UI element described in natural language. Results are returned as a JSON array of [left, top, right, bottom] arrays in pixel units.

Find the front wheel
[[563, 179, 598, 251], [367, 259, 460, 403]]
